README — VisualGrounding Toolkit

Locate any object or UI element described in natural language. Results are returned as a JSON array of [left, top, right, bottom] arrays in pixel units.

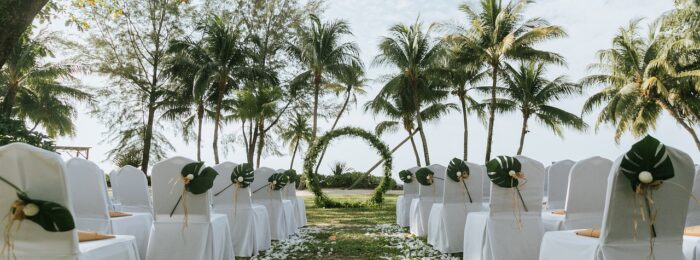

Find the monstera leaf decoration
[[620, 135, 674, 191], [486, 156, 522, 188], [284, 169, 299, 184], [15, 192, 75, 232], [415, 167, 435, 186], [447, 158, 470, 182], [268, 173, 289, 190], [231, 163, 255, 188], [399, 169, 413, 184], [181, 162, 218, 194]]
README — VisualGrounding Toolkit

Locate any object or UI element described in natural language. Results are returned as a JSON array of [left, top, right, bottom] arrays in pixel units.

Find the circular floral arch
[[303, 127, 393, 207]]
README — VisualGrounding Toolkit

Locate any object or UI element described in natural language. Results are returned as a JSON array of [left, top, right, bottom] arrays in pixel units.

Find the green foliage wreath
[[303, 127, 393, 208]]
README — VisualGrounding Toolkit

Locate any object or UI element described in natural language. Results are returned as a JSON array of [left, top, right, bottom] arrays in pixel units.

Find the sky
[[51, 0, 693, 180]]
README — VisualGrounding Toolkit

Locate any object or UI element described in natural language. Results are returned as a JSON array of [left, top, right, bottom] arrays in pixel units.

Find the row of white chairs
[[396, 145, 700, 259], [0, 143, 307, 260]]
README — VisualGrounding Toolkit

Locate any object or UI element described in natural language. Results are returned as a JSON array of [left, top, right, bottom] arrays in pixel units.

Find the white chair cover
[[482, 165, 491, 203], [0, 143, 139, 260], [250, 167, 295, 240], [66, 158, 152, 258], [396, 167, 419, 227], [107, 169, 119, 211], [544, 165, 551, 196], [146, 156, 234, 260], [427, 161, 483, 253], [546, 160, 575, 210], [463, 155, 545, 260], [687, 167, 700, 226], [540, 146, 694, 260], [409, 164, 446, 236], [212, 162, 271, 256], [277, 169, 307, 228], [113, 166, 153, 214]]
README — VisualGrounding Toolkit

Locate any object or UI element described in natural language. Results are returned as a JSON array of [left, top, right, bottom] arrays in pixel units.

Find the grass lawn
[[252, 193, 458, 259]]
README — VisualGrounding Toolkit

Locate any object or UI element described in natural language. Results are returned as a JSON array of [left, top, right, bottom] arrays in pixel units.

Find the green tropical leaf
[[181, 161, 217, 194], [415, 167, 435, 186], [268, 173, 289, 190], [447, 158, 470, 182], [619, 135, 674, 191], [16, 193, 75, 232], [231, 163, 254, 188], [284, 169, 298, 184], [398, 169, 413, 183], [486, 156, 522, 188]]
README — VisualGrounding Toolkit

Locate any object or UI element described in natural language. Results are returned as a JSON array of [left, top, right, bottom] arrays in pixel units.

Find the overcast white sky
[[53, 0, 693, 180]]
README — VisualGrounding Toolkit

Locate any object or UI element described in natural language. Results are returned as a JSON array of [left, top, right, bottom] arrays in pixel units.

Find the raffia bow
[[510, 171, 528, 230], [2, 200, 28, 260], [457, 172, 473, 203]]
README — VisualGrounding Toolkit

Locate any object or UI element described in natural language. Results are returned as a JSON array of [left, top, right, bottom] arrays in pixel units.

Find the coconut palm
[[0, 31, 90, 137], [287, 14, 360, 144], [454, 0, 567, 162], [280, 112, 312, 169], [313, 63, 367, 175], [373, 19, 445, 165], [365, 93, 456, 166], [582, 19, 700, 151], [489, 61, 586, 154]]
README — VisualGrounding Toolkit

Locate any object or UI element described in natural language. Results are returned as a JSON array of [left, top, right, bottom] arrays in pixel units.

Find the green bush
[[317, 171, 399, 190], [0, 117, 54, 150]]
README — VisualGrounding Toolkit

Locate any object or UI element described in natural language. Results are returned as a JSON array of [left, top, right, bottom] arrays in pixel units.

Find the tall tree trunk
[[141, 99, 156, 175], [196, 104, 204, 161], [1, 83, 18, 117], [248, 121, 259, 165], [458, 87, 469, 160], [657, 99, 700, 152], [347, 128, 419, 189], [412, 82, 430, 165], [314, 87, 352, 175], [311, 73, 321, 142], [289, 139, 300, 169], [408, 128, 422, 167], [484, 63, 498, 163], [213, 83, 224, 164], [256, 119, 264, 168], [0, 0, 49, 69], [516, 114, 529, 155]]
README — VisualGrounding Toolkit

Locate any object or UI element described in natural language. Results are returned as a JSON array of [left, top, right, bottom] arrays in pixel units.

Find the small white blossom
[[23, 203, 39, 216], [186, 174, 194, 180], [237, 176, 244, 182], [639, 171, 654, 184]]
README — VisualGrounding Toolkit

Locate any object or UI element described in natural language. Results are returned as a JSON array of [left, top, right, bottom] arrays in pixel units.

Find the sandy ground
[[296, 188, 402, 197]]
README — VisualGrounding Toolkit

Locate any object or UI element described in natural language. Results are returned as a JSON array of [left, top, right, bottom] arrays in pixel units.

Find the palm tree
[[280, 112, 312, 169], [185, 16, 249, 164], [365, 93, 456, 166], [288, 14, 360, 144], [455, 0, 566, 162], [491, 62, 586, 154], [374, 20, 445, 165], [582, 19, 700, 151], [0, 30, 90, 136], [330, 162, 353, 176], [313, 63, 367, 175]]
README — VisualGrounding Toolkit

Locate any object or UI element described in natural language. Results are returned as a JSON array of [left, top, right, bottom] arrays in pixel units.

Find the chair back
[[417, 164, 446, 202], [563, 156, 612, 229], [489, 156, 545, 217], [212, 162, 253, 209], [113, 165, 153, 213], [151, 157, 211, 223], [66, 158, 111, 233], [546, 160, 575, 210], [442, 161, 483, 209], [250, 167, 280, 202], [403, 167, 420, 197], [687, 167, 700, 226]]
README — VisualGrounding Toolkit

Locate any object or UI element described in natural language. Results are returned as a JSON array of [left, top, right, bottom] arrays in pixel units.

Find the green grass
[[304, 194, 398, 226]]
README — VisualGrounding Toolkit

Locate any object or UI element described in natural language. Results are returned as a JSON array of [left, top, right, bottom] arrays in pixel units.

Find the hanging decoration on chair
[[486, 156, 528, 212], [284, 169, 299, 184], [415, 167, 444, 186], [214, 163, 254, 197], [169, 161, 218, 226], [268, 173, 289, 191], [399, 169, 414, 184], [619, 135, 674, 254], [447, 158, 473, 203], [1, 176, 75, 258]]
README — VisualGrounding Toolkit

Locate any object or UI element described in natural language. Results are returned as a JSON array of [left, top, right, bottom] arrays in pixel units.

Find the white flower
[[639, 171, 654, 184], [407, 175, 412, 179], [237, 176, 244, 182], [456, 172, 462, 177], [508, 170, 516, 177], [23, 203, 39, 217], [273, 180, 277, 185], [186, 174, 194, 180]]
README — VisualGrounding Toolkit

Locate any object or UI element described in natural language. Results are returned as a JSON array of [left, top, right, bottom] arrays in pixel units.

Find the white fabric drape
[[540, 146, 694, 260], [250, 167, 295, 240], [396, 167, 420, 227], [66, 158, 152, 258], [409, 164, 446, 236], [113, 166, 154, 214], [542, 157, 612, 231], [146, 156, 234, 260], [212, 162, 271, 256], [427, 162, 483, 253], [0, 143, 139, 260], [687, 167, 700, 226], [546, 160, 575, 210], [482, 166, 491, 203], [278, 169, 307, 228], [463, 155, 545, 260]]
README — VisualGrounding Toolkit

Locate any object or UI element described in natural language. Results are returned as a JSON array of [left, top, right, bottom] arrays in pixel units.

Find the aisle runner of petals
[[253, 224, 456, 259]]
